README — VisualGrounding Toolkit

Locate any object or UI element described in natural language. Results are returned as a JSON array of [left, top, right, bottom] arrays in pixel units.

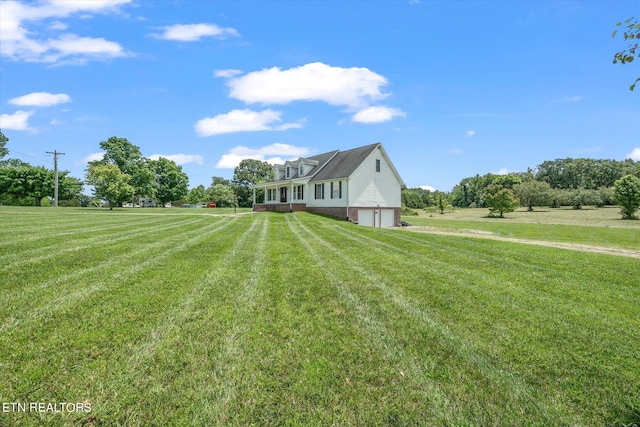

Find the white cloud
[[224, 62, 390, 110], [626, 147, 640, 161], [494, 168, 511, 175], [551, 96, 583, 103], [448, 148, 463, 154], [215, 143, 311, 169], [149, 154, 204, 165], [466, 130, 476, 137], [0, 0, 131, 64], [0, 110, 34, 130], [214, 69, 243, 78], [195, 109, 304, 137], [48, 21, 68, 31], [80, 152, 104, 164], [352, 106, 406, 123], [9, 92, 71, 107], [419, 185, 436, 192], [152, 23, 239, 42]]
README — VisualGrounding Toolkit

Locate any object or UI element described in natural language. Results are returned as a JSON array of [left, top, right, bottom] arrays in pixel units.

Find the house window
[[294, 185, 304, 200], [376, 159, 381, 172], [314, 183, 325, 199], [299, 165, 303, 176], [286, 166, 290, 178], [330, 181, 342, 199], [266, 188, 274, 201]]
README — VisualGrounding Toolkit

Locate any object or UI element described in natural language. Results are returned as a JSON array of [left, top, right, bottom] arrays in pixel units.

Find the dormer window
[[286, 166, 290, 178], [299, 165, 303, 176]]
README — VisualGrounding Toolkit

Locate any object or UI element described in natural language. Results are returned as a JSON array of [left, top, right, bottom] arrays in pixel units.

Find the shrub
[[613, 174, 640, 219]]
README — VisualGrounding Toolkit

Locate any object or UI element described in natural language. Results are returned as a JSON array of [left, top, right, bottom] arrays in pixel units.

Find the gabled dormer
[[273, 164, 286, 181], [273, 157, 320, 181], [297, 158, 319, 177]]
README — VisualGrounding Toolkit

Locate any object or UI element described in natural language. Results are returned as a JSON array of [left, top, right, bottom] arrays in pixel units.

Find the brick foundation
[[253, 204, 401, 226]]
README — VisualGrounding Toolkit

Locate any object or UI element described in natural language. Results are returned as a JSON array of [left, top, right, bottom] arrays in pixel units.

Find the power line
[[46, 150, 65, 207]]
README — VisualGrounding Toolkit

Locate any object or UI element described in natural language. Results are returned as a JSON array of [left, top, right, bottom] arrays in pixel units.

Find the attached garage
[[357, 209, 374, 227], [357, 208, 395, 228]]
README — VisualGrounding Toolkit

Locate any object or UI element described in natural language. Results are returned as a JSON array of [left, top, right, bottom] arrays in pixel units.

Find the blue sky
[[1, 0, 638, 192]]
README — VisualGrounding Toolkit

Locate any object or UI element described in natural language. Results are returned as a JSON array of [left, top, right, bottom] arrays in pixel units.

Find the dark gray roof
[[309, 143, 379, 182], [304, 150, 339, 177]]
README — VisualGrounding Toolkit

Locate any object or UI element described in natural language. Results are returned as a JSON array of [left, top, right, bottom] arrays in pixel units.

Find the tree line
[[0, 131, 274, 209], [402, 157, 640, 219], [0, 131, 83, 206]]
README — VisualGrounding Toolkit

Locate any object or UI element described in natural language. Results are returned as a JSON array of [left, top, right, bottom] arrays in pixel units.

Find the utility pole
[[46, 150, 65, 207]]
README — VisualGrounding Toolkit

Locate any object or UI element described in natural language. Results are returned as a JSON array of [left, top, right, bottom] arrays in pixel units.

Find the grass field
[[405, 206, 640, 251], [1, 206, 638, 426]]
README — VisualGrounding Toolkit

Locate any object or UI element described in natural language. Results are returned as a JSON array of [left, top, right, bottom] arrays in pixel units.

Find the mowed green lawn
[[1, 207, 638, 426]]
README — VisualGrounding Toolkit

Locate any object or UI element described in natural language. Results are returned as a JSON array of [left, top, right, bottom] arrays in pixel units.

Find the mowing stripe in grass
[[123, 214, 263, 371], [284, 215, 468, 425], [84, 214, 267, 425], [202, 214, 269, 424], [301, 216, 637, 425], [0, 215, 261, 426], [0, 214, 172, 246], [0, 216, 239, 334], [0, 216, 203, 273], [288, 214, 578, 425]]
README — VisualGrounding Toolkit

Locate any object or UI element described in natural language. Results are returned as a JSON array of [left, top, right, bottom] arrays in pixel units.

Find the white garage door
[[380, 209, 395, 228], [358, 209, 374, 227], [358, 209, 394, 227]]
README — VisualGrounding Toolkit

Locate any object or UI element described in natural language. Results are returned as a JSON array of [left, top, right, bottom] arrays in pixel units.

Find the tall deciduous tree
[[186, 185, 207, 204], [0, 165, 53, 206], [613, 174, 640, 219], [86, 164, 135, 210], [613, 17, 640, 91], [151, 157, 189, 206], [233, 159, 273, 207], [208, 183, 235, 207], [90, 136, 153, 204], [92, 136, 143, 175]]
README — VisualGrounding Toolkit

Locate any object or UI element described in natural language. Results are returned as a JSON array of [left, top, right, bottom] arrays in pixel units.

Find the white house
[[252, 143, 404, 227]]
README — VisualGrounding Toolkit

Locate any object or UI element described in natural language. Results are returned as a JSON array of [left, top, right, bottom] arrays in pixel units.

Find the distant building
[[138, 197, 156, 208]]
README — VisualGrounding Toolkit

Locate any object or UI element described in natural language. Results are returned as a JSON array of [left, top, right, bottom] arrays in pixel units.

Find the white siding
[[305, 181, 348, 208], [349, 146, 402, 208]]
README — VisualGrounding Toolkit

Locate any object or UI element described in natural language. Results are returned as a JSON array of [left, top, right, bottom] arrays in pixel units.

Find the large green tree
[[208, 183, 235, 207], [613, 174, 640, 219], [86, 164, 135, 210], [233, 159, 273, 207], [186, 185, 207, 204], [151, 157, 189, 206], [613, 17, 640, 91], [89, 136, 154, 204], [0, 165, 54, 206]]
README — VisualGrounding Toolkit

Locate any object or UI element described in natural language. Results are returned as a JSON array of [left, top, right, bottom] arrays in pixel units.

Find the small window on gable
[[375, 159, 381, 172], [286, 166, 290, 178], [299, 165, 303, 176]]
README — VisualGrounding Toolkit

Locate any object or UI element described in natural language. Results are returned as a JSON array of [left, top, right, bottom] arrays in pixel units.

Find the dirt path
[[402, 226, 640, 259]]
